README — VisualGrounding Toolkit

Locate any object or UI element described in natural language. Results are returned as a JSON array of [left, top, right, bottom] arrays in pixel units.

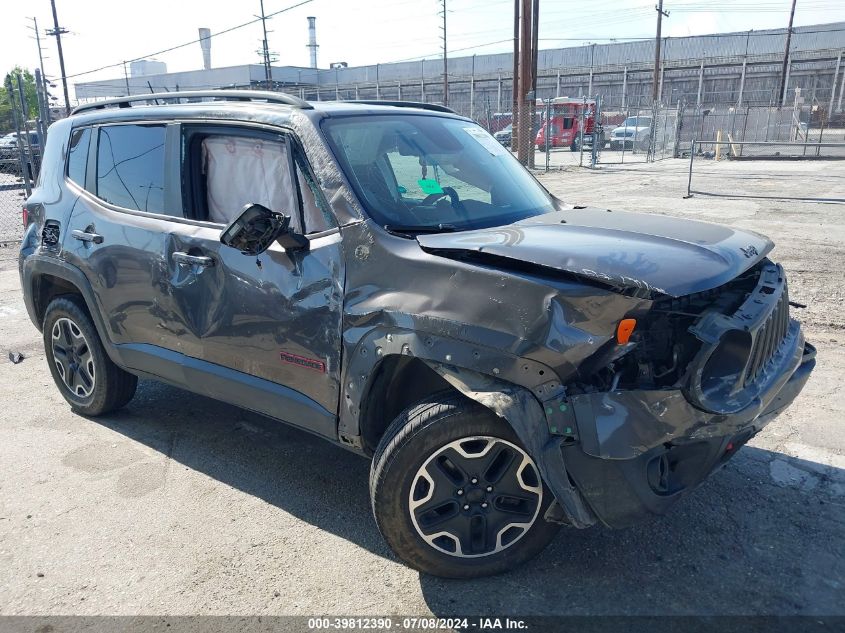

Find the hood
[[416, 207, 773, 298]]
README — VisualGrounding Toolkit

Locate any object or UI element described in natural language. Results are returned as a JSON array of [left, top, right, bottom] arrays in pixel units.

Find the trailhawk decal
[[279, 351, 326, 373]]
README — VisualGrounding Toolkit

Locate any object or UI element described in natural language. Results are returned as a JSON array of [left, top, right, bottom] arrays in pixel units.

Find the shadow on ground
[[93, 379, 845, 617]]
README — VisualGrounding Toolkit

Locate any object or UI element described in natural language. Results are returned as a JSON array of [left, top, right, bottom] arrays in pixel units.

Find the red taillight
[[22, 206, 28, 227]]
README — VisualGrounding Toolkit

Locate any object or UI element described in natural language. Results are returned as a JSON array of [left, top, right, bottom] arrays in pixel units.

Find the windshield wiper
[[384, 223, 459, 237]]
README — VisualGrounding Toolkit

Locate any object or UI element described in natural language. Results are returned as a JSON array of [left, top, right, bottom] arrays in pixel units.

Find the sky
[[1, 0, 843, 102]]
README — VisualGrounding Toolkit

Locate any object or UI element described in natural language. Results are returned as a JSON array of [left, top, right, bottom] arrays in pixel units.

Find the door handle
[[172, 251, 215, 268], [71, 229, 104, 244]]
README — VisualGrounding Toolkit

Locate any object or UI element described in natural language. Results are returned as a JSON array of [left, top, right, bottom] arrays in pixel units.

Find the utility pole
[[530, 0, 539, 95], [516, 0, 534, 164], [511, 0, 520, 150], [440, 0, 448, 106], [47, 0, 71, 116], [259, 0, 273, 89], [779, 0, 797, 106], [529, 0, 539, 167], [652, 0, 669, 104], [28, 18, 48, 84]]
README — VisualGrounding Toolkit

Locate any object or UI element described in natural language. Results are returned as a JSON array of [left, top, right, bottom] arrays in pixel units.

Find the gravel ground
[[0, 159, 843, 617]]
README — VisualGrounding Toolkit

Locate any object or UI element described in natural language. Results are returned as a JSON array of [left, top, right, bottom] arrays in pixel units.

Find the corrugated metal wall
[[322, 22, 845, 84], [75, 21, 845, 114]]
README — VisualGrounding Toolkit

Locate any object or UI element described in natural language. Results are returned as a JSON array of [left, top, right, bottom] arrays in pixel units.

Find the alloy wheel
[[408, 436, 543, 558], [51, 317, 96, 398]]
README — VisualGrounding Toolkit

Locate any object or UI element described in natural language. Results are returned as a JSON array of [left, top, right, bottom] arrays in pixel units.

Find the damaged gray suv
[[19, 91, 815, 578]]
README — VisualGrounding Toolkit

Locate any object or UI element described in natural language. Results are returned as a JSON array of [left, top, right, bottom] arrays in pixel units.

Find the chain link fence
[[0, 150, 30, 246], [2, 72, 45, 247], [676, 97, 845, 159]]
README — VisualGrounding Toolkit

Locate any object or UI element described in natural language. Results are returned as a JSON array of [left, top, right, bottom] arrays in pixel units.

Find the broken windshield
[[321, 114, 554, 232]]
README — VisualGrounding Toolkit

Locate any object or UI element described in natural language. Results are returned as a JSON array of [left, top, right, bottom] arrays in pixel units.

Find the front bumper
[[560, 339, 815, 529]]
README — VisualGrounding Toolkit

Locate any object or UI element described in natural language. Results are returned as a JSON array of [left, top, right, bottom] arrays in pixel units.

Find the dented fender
[[423, 363, 597, 529]]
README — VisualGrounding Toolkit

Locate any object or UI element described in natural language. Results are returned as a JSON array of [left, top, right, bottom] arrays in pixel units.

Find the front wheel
[[369, 393, 559, 578]]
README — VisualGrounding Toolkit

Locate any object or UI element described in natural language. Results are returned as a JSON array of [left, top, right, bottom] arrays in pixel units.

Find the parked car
[[19, 91, 814, 578], [0, 130, 41, 174], [493, 123, 512, 146], [485, 112, 512, 134], [609, 115, 653, 150]]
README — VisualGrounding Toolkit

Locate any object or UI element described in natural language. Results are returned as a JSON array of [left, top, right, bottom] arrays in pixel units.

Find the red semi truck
[[535, 98, 603, 152]]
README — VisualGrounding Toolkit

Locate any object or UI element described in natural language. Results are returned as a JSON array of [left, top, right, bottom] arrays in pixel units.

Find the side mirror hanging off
[[220, 203, 308, 256]]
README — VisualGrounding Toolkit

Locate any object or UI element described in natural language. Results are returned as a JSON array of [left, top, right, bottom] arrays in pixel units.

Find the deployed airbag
[[202, 135, 297, 224]]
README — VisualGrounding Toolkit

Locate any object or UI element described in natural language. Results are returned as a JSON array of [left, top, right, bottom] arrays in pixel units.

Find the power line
[[64, 0, 313, 81]]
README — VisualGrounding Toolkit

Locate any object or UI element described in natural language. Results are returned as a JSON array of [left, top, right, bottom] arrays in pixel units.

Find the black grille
[[744, 282, 790, 386]]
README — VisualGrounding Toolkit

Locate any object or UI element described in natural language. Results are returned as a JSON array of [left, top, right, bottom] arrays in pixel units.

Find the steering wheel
[[420, 186, 471, 223]]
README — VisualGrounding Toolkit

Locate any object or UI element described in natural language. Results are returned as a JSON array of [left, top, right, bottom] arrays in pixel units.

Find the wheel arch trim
[[340, 325, 559, 445], [422, 363, 596, 529], [22, 254, 124, 367]]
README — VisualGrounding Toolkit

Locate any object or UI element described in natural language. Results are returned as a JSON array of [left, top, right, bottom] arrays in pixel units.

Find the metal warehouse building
[[75, 21, 845, 119]]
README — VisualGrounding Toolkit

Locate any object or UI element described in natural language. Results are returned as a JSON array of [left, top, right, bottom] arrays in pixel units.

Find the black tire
[[43, 296, 137, 416], [570, 139, 578, 152], [370, 392, 559, 578]]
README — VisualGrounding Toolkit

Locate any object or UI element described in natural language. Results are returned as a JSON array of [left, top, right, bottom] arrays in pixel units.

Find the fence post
[[578, 97, 586, 167], [34, 68, 49, 143], [838, 57, 845, 112], [15, 73, 37, 184], [696, 60, 704, 106], [673, 101, 683, 158], [829, 51, 842, 116], [6, 76, 32, 197], [764, 106, 772, 141], [590, 95, 601, 168], [621, 66, 628, 109], [497, 74, 502, 112], [684, 137, 695, 198], [544, 99, 551, 171]]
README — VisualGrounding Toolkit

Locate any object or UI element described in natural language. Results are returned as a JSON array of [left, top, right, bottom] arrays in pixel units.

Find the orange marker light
[[616, 318, 637, 344]]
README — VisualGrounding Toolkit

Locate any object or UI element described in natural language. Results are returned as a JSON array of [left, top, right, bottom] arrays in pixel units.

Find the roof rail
[[71, 90, 312, 115], [349, 100, 457, 114]]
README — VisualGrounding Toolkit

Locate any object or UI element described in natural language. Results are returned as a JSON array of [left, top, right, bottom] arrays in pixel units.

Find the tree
[[1, 67, 39, 133]]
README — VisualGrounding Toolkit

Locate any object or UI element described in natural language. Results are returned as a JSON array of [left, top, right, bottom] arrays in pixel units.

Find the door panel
[[63, 197, 180, 349], [172, 125, 345, 418]]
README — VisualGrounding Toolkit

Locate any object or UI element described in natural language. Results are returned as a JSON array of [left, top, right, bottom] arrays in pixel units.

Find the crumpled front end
[[558, 259, 815, 528]]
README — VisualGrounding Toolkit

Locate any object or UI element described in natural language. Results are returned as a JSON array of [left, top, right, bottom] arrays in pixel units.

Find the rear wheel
[[370, 393, 559, 578], [43, 296, 137, 416]]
